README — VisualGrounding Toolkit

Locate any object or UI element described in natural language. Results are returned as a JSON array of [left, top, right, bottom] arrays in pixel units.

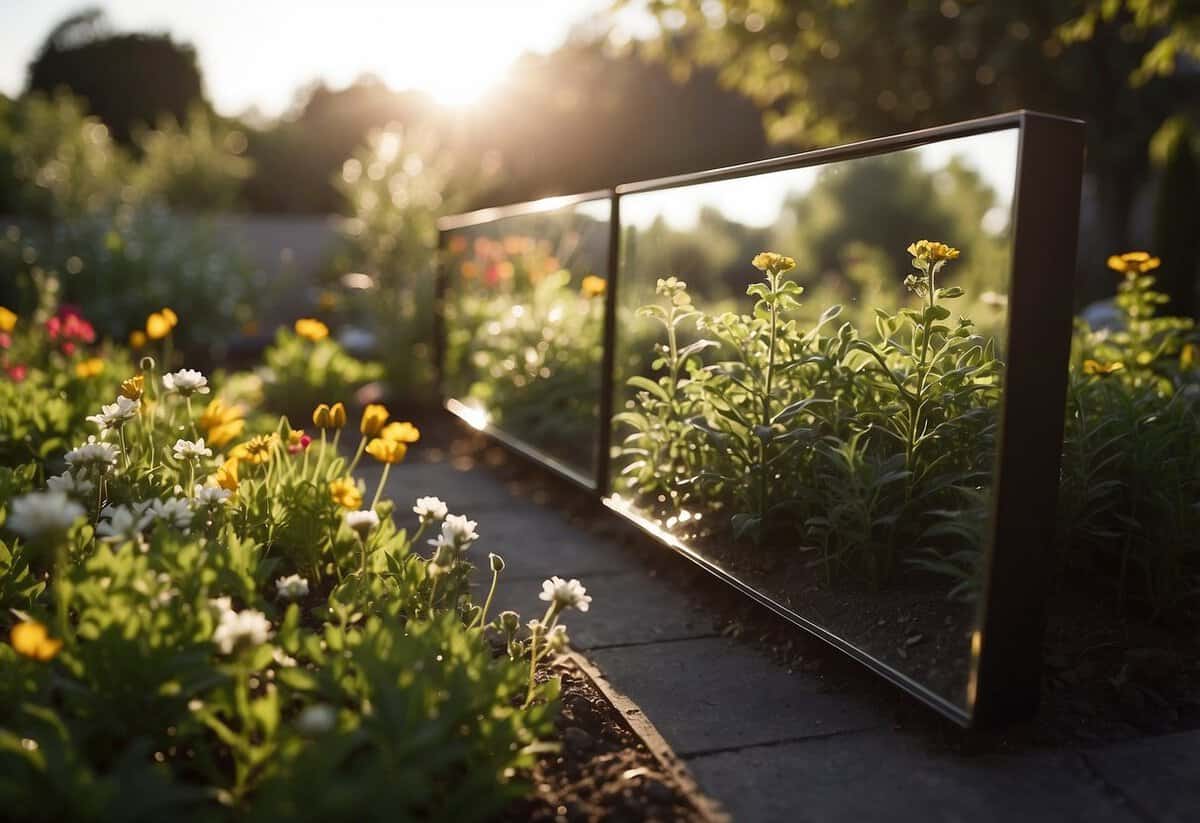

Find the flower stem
[[370, 464, 391, 510]]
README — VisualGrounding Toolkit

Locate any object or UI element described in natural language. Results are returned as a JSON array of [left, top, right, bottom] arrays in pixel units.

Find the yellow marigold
[[231, 434, 277, 465], [751, 252, 796, 274], [360, 403, 389, 436], [1107, 251, 1161, 278], [146, 311, 172, 340], [380, 421, 420, 444], [10, 620, 62, 661], [907, 240, 961, 264], [580, 275, 607, 299], [0, 305, 16, 332], [1082, 359, 1125, 376], [365, 437, 407, 464], [214, 457, 239, 491], [73, 357, 105, 378], [119, 374, 145, 400], [329, 477, 363, 509], [129, 330, 147, 349], [294, 318, 330, 341]]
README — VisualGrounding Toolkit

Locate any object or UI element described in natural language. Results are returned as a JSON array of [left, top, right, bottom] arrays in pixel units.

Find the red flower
[[0, 333, 10, 349], [5, 364, 27, 382]]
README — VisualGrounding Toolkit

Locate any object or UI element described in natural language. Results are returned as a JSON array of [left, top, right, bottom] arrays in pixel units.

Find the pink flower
[[5, 364, 27, 382]]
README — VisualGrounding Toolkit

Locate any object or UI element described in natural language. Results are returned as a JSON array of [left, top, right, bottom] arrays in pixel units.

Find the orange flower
[[10, 621, 62, 661], [129, 330, 147, 349], [73, 357, 105, 378], [214, 457, 239, 491], [1107, 252, 1161, 278], [294, 318, 329, 341], [230, 434, 277, 465], [365, 437, 406, 464], [580, 275, 607, 299], [146, 312, 171, 340], [199, 399, 246, 447], [0, 306, 16, 333], [380, 421, 420, 444], [1082, 359, 1125, 377], [119, 374, 144, 401]]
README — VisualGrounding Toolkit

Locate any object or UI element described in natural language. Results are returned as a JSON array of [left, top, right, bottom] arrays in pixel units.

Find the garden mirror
[[606, 114, 1084, 725], [438, 193, 612, 488]]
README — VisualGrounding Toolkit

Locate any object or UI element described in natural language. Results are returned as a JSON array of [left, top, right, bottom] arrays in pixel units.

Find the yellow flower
[[73, 357, 105, 378], [1082, 359, 1125, 376], [161, 307, 179, 329], [360, 404, 389, 436], [312, 403, 332, 428], [580, 275, 607, 299], [231, 434, 277, 465], [330, 402, 347, 429], [1181, 343, 1196, 371], [751, 252, 797, 274], [10, 621, 62, 661], [214, 457, 239, 491], [0, 305, 16, 332], [329, 477, 363, 509], [1107, 251, 1161, 278], [380, 421, 420, 444], [365, 437, 407, 464], [146, 312, 172, 340], [907, 240, 961, 264], [199, 399, 246, 447], [119, 374, 145, 400], [294, 318, 329, 341], [129, 330, 147, 349]]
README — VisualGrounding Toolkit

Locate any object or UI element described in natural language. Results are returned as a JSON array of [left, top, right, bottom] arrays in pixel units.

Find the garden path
[[360, 426, 1200, 823]]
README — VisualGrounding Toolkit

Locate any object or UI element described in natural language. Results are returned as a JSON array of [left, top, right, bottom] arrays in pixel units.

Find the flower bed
[[0, 304, 596, 820]]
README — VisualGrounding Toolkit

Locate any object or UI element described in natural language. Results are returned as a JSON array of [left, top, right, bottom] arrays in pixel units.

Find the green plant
[[259, 322, 383, 421]]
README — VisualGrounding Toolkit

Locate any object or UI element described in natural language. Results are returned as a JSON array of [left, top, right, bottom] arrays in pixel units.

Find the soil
[[499, 658, 714, 823]]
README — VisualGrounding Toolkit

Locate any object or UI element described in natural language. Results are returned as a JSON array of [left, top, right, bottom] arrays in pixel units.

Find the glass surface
[[442, 197, 610, 483], [608, 129, 1021, 709]]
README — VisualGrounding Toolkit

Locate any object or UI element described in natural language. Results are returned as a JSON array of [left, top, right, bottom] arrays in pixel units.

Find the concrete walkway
[[366, 441, 1200, 823]]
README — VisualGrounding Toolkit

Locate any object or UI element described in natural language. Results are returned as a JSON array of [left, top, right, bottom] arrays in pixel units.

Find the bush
[[0, 302, 590, 820], [259, 320, 384, 421]]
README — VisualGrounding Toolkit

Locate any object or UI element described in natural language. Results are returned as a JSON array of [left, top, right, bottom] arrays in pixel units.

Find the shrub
[[259, 320, 384, 421]]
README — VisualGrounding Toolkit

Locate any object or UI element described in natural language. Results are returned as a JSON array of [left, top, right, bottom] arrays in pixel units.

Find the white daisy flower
[[162, 369, 210, 396], [86, 395, 140, 431], [538, 576, 591, 613], [151, 497, 193, 531], [275, 574, 309, 600], [212, 608, 272, 655], [65, 436, 120, 475], [192, 485, 232, 508], [172, 438, 212, 461], [96, 504, 154, 545], [46, 470, 95, 500], [412, 496, 448, 522], [546, 624, 571, 652], [344, 509, 380, 539], [427, 513, 478, 551], [6, 491, 85, 540]]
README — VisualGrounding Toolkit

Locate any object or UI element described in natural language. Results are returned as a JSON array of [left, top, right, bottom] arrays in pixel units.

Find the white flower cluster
[[212, 602, 272, 655], [412, 496, 448, 522], [65, 436, 120, 475], [6, 491, 85, 540], [427, 513, 478, 552], [46, 470, 95, 500], [86, 396, 140, 432], [344, 509, 380, 538], [162, 369, 210, 396], [539, 576, 591, 613], [275, 574, 309, 600], [172, 438, 212, 461], [193, 485, 232, 509]]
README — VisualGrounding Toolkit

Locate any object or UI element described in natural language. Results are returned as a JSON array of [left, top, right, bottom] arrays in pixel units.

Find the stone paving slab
[[485, 569, 717, 650], [588, 637, 884, 755], [472, 510, 643, 580], [686, 732, 1140, 823], [1085, 729, 1200, 823]]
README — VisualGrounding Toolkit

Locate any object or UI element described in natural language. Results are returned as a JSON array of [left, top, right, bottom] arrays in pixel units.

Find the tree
[[26, 7, 206, 144], [611, 1, 1198, 282]]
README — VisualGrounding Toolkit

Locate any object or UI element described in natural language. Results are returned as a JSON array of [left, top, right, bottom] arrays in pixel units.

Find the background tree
[[611, 0, 1200, 307], [26, 7, 206, 144]]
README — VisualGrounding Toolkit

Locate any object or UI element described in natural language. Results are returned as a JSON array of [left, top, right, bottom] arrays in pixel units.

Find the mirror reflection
[[609, 129, 1021, 708], [442, 197, 610, 483]]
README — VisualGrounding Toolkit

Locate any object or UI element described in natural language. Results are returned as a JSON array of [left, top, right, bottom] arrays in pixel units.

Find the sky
[[0, 0, 611, 116]]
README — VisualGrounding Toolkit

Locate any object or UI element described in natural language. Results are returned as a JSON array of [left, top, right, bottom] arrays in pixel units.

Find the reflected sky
[[621, 130, 1019, 231]]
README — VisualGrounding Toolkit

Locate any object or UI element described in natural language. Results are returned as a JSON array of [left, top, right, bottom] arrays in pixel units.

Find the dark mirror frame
[[437, 111, 1085, 727]]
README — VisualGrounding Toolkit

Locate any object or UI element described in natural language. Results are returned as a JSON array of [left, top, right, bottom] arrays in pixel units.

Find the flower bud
[[489, 552, 505, 573]]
